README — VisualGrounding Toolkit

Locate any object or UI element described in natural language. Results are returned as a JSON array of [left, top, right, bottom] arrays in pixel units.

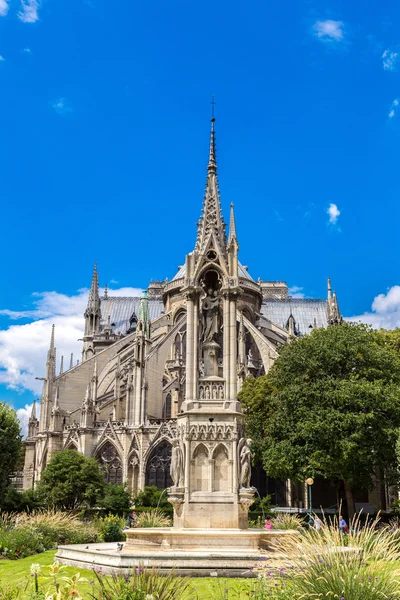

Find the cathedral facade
[[23, 118, 343, 510]]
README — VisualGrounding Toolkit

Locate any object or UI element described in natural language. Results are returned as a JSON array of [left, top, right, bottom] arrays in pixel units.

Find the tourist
[[265, 517, 273, 530], [314, 516, 322, 531], [339, 515, 348, 534], [125, 509, 137, 529]]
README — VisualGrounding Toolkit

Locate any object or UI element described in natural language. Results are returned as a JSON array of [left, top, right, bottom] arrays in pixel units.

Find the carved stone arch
[[95, 440, 123, 484], [212, 443, 230, 492], [65, 441, 78, 451], [190, 443, 209, 493], [145, 439, 172, 489], [173, 307, 186, 325], [194, 262, 224, 289]]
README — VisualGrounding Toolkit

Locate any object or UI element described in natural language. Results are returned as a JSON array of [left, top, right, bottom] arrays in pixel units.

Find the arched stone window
[[164, 393, 172, 420], [213, 444, 229, 492], [191, 444, 209, 493], [97, 441, 123, 484], [145, 440, 172, 489]]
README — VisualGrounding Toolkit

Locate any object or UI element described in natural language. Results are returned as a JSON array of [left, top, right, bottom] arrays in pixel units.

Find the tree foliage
[[101, 483, 132, 513], [239, 322, 400, 515], [38, 450, 105, 509], [0, 402, 22, 503]]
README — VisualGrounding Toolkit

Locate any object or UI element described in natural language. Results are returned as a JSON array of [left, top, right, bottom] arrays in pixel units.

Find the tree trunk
[[344, 480, 355, 521]]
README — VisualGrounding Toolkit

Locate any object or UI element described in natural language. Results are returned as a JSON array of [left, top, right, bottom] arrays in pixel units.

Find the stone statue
[[238, 438, 252, 488], [202, 288, 220, 343], [170, 438, 184, 487]]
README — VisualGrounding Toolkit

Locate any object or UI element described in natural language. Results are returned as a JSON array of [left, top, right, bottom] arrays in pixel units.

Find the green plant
[[96, 515, 125, 542], [38, 451, 105, 510], [135, 509, 172, 528], [271, 513, 303, 530], [0, 403, 22, 508], [89, 566, 195, 600], [101, 484, 132, 514], [133, 486, 169, 509], [0, 581, 25, 599]]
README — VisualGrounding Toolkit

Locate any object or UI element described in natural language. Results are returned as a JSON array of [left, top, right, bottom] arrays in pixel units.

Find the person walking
[[339, 514, 348, 534]]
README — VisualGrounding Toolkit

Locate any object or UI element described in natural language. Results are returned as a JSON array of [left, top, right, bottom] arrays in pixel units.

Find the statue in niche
[[170, 438, 184, 488], [202, 288, 220, 343], [238, 438, 252, 488]]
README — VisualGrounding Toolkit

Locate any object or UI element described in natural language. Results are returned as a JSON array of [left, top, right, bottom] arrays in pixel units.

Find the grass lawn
[[0, 551, 255, 599]]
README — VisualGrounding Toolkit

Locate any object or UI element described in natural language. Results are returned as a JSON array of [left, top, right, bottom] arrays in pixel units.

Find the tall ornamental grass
[[89, 567, 195, 600], [136, 508, 172, 528], [258, 513, 400, 600], [0, 511, 99, 559]]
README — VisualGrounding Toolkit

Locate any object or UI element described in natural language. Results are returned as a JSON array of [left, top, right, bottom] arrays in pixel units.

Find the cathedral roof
[[261, 298, 328, 335], [171, 261, 254, 282], [100, 297, 164, 334]]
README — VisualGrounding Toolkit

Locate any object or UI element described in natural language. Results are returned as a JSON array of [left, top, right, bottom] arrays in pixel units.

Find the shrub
[[89, 566, 195, 600], [96, 515, 125, 542], [0, 511, 99, 559], [259, 513, 400, 600], [101, 484, 132, 514], [133, 486, 169, 509], [136, 508, 172, 528]]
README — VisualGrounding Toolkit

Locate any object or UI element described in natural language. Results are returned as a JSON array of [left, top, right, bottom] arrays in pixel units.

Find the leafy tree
[[0, 402, 22, 505], [38, 450, 105, 509], [239, 322, 400, 518], [101, 483, 132, 513]]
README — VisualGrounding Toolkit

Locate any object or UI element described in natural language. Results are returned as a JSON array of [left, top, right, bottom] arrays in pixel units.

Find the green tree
[[0, 402, 22, 505], [101, 483, 132, 513], [239, 322, 400, 518], [38, 449, 105, 509]]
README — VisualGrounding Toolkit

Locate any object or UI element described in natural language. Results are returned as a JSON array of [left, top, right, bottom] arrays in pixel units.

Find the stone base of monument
[[56, 528, 294, 577]]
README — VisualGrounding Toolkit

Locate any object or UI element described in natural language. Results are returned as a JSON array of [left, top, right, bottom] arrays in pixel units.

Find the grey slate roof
[[100, 297, 164, 334], [261, 298, 328, 336], [171, 261, 254, 282]]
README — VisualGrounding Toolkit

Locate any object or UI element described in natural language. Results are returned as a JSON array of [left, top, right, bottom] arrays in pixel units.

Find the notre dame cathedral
[[23, 117, 350, 511]]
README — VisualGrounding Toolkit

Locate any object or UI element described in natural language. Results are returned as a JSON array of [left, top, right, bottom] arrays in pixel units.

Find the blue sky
[[1, 0, 400, 420]]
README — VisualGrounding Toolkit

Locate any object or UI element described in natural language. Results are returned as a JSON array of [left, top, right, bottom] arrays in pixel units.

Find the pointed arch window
[[97, 441, 123, 484], [145, 440, 172, 489]]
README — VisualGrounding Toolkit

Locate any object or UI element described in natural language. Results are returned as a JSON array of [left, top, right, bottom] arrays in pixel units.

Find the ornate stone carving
[[187, 422, 235, 441], [170, 438, 184, 487]]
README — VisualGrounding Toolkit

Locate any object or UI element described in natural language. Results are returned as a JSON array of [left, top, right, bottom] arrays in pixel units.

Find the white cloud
[[313, 20, 344, 42], [15, 402, 40, 438], [0, 286, 142, 395], [288, 286, 305, 299], [327, 203, 340, 224], [52, 98, 73, 115], [0, 56, 5, 62], [382, 49, 398, 71], [22, 47, 32, 54], [18, 0, 39, 23], [389, 98, 399, 119], [0, 0, 9, 16], [348, 285, 400, 329]]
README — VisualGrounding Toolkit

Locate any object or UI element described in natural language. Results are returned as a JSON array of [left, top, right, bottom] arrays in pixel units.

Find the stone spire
[[194, 118, 226, 254], [28, 399, 39, 438], [327, 277, 342, 325], [104, 284, 108, 300], [59, 355, 64, 376], [39, 324, 56, 432], [227, 203, 237, 246], [138, 291, 150, 339], [69, 353, 74, 370], [83, 263, 102, 359]]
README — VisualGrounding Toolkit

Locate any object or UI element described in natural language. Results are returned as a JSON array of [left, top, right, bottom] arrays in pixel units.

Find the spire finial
[[59, 355, 64, 375], [208, 113, 217, 173], [50, 323, 55, 351], [210, 94, 216, 120], [327, 276, 332, 299], [30, 399, 37, 420], [228, 202, 237, 243], [104, 284, 108, 300], [69, 353, 73, 370]]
